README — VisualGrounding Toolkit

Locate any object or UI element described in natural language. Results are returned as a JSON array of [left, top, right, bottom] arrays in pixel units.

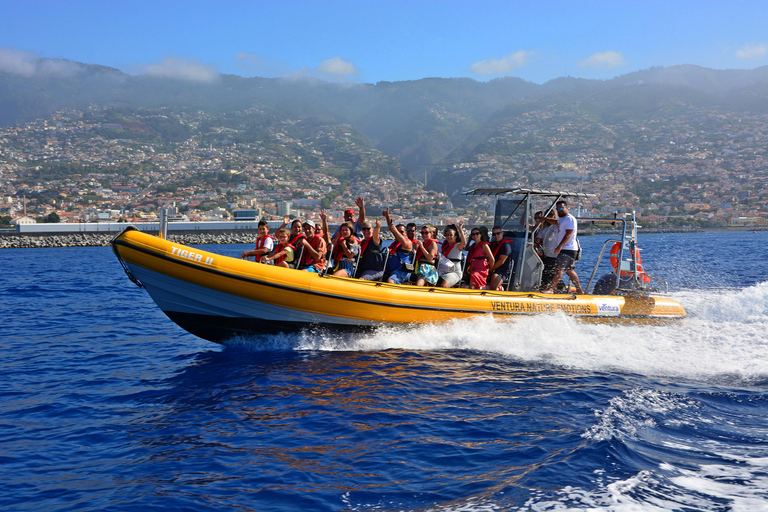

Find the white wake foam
[[285, 281, 768, 383]]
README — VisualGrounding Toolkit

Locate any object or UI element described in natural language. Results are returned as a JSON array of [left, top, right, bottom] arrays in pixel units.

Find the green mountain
[[2, 59, 768, 196]]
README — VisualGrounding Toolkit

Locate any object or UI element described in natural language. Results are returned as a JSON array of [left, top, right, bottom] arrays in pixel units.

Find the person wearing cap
[[298, 219, 327, 273], [333, 196, 366, 239]]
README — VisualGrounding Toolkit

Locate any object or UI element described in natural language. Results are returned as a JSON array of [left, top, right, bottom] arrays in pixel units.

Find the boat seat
[[509, 242, 543, 292]]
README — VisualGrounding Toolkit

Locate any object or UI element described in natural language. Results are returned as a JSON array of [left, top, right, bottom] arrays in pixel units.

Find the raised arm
[[383, 208, 412, 251], [356, 196, 366, 226], [372, 217, 382, 245], [319, 210, 331, 246], [277, 214, 290, 232], [457, 220, 467, 250]]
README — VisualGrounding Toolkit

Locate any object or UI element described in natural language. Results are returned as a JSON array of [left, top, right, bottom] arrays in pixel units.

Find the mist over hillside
[[2, 59, 768, 189]]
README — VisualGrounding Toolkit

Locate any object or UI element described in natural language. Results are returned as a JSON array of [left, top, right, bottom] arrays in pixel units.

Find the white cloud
[[236, 51, 260, 67], [142, 56, 219, 83], [0, 47, 85, 77], [235, 52, 292, 77], [235, 52, 360, 82], [0, 47, 38, 76], [578, 51, 627, 69], [470, 50, 536, 75], [736, 42, 768, 60], [315, 56, 360, 81], [37, 59, 82, 76]]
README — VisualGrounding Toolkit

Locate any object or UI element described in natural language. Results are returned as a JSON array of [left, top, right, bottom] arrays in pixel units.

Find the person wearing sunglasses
[[412, 224, 439, 286], [437, 221, 466, 288], [465, 226, 495, 289], [541, 200, 584, 294], [356, 218, 387, 280], [488, 226, 514, 290], [381, 208, 415, 284]]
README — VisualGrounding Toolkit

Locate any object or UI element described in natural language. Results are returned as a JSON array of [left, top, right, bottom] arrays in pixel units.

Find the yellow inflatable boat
[[112, 195, 686, 343]]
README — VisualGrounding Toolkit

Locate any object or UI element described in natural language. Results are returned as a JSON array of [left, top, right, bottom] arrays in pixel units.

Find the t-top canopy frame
[[463, 187, 595, 198]]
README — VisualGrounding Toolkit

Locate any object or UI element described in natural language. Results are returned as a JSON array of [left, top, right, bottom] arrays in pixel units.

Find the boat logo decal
[[491, 300, 592, 315], [596, 299, 622, 316], [171, 246, 214, 266]]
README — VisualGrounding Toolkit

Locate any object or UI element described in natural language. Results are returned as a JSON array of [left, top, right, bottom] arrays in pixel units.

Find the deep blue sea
[[2, 231, 768, 511]]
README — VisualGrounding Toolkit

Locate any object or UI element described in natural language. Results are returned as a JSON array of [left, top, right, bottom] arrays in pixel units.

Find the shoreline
[[0, 231, 261, 249], [0, 226, 764, 249]]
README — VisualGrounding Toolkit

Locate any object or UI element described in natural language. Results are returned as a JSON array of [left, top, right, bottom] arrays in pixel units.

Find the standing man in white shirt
[[542, 200, 584, 294]]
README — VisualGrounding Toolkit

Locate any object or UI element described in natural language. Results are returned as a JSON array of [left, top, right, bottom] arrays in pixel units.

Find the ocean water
[[1, 231, 767, 511]]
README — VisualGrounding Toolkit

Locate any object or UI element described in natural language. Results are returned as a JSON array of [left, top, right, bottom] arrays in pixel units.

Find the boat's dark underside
[[164, 311, 377, 343]]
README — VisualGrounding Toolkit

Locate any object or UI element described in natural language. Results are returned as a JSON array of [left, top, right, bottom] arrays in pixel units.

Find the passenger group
[[241, 196, 584, 292]]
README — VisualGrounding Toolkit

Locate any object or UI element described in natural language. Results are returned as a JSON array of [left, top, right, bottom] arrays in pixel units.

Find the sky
[[1, 0, 767, 85]]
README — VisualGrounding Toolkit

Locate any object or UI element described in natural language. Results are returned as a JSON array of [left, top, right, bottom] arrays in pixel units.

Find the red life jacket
[[301, 234, 326, 268], [490, 239, 513, 259], [441, 240, 459, 258], [467, 241, 490, 262], [415, 239, 439, 263], [359, 236, 374, 257], [255, 234, 276, 250], [289, 233, 306, 247], [274, 242, 296, 265], [333, 236, 360, 262]]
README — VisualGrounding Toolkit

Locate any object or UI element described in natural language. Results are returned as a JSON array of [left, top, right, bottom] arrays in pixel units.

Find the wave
[[534, 386, 768, 511], [227, 281, 768, 384]]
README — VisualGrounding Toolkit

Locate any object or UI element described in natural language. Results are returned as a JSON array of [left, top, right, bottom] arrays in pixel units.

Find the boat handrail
[[578, 216, 669, 295]]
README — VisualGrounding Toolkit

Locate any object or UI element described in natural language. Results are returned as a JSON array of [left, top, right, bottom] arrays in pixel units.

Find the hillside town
[[447, 101, 768, 228], [1, 104, 767, 230]]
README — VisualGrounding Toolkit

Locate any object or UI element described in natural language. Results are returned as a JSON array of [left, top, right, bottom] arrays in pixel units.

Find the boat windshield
[[494, 198, 527, 237]]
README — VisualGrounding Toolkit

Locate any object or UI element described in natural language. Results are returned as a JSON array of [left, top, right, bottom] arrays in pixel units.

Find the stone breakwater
[[0, 232, 260, 249]]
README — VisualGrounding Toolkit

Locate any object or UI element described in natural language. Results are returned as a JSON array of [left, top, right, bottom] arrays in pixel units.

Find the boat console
[[463, 188, 668, 295]]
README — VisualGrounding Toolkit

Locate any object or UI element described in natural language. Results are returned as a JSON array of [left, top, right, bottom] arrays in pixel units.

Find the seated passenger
[[437, 221, 466, 288], [466, 227, 495, 289], [488, 225, 514, 290], [330, 221, 360, 277], [404, 222, 418, 247], [262, 228, 296, 268], [241, 219, 275, 261], [413, 224, 439, 286], [298, 219, 327, 273], [382, 208, 414, 284], [355, 218, 387, 280], [278, 214, 307, 248], [333, 196, 366, 239]]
